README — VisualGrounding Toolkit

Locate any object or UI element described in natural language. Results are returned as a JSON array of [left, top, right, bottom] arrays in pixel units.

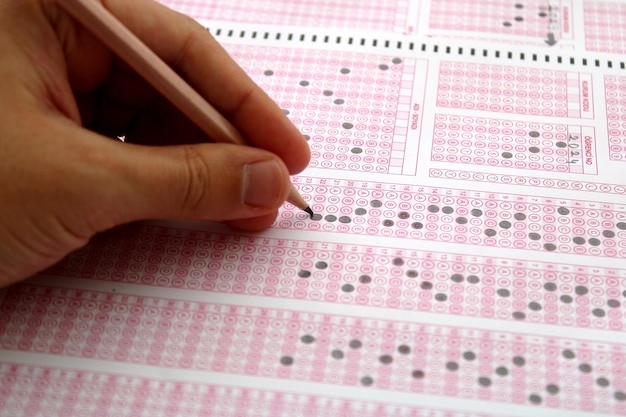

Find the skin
[[0, 0, 310, 286]]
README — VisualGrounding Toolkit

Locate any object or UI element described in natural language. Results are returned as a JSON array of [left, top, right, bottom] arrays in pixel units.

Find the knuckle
[[180, 146, 212, 215]]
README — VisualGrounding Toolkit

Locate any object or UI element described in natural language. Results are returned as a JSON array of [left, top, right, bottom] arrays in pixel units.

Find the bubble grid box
[[0, 363, 499, 417], [285, 177, 626, 258], [584, 1, 626, 54], [224, 43, 420, 174], [429, 0, 566, 38], [0, 284, 624, 414], [47, 224, 626, 331], [437, 61, 593, 119], [605, 75, 626, 161], [160, 0, 411, 33], [431, 114, 597, 174]]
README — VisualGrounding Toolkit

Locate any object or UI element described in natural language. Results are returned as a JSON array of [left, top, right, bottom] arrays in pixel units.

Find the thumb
[[106, 140, 292, 225]]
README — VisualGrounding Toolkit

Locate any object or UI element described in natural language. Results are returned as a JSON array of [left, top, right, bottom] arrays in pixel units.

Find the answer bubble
[[342, 122, 354, 129], [331, 349, 344, 359], [497, 288, 511, 297], [371, 199, 383, 207], [280, 356, 294, 365], [340, 68, 351, 74], [398, 345, 411, 355], [513, 356, 526, 366], [379, 64, 389, 70], [392, 57, 403, 64], [451, 274, 464, 283], [351, 147, 363, 154], [592, 308, 606, 317], [467, 275, 480, 284], [560, 294, 573, 303], [529, 394, 542, 404], [311, 214, 323, 221], [608, 299, 621, 308], [485, 229, 497, 237], [349, 339, 362, 349], [478, 377, 492, 387], [575, 285, 589, 295], [361, 376, 374, 386], [301, 335, 315, 343], [323, 90, 333, 96], [298, 270, 311, 278], [603, 230, 616, 238], [556, 141, 567, 148], [398, 211, 410, 219], [579, 363, 592, 373], [264, 70, 274, 76], [435, 293, 448, 301], [446, 361, 459, 371], [393, 257, 404, 266], [383, 220, 394, 226], [359, 275, 372, 284], [341, 284, 355, 293], [528, 302, 542, 311], [588, 238, 601, 246], [544, 282, 557, 291], [421, 281, 433, 290], [299, 80, 310, 86], [442, 206, 454, 214], [412, 222, 424, 229], [573, 237, 586, 245], [355, 208, 367, 215], [513, 311, 526, 320], [406, 270, 418, 278], [597, 377, 610, 387], [502, 152, 513, 159], [499, 220, 512, 229], [456, 217, 468, 224], [543, 243, 557, 251], [463, 351, 476, 361], [412, 370, 425, 379], [562, 349, 576, 359], [529, 147, 540, 153], [471, 209, 483, 217], [379, 355, 393, 364], [339, 216, 352, 223], [428, 205, 440, 213], [514, 213, 526, 220], [496, 366, 509, 376], [315, 261, 328, 269], [325, 215, 337, 222]]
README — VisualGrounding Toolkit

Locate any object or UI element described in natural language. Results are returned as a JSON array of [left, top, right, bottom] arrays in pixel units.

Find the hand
[[0, 0, 310, 285]]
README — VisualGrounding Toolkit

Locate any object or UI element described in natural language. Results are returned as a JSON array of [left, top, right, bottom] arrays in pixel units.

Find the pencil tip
[[304, 206, 314, 218]]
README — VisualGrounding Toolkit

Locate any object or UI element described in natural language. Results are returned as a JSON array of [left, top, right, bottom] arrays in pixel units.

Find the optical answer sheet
[[1, 20, 626, 417]]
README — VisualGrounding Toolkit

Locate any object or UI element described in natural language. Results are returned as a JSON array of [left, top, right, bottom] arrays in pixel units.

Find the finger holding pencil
[[54, 0, 313, 217]]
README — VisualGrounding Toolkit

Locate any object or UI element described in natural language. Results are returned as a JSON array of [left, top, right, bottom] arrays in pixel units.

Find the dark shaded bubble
[[334, 98, 345, 105], [543, 243, 557, 251], [301, 335, 315, 344], [446, 361, 459, 371], [303, 134, 310, 141], [463, 351, 476, 361], [514, 213, 526, 220], [427, 205, 440, 213], [359, 275, 372, 284], [361, 376, 374, 386], [485, 229, 497, 237], [299, 80, 310, 86], [529, 147, 540, 153], [529, 130, 540, 137], [264, 70, 274, 76], [351, 147, 363, 154], [592, 308, 606, 318], [573, 237, 586, 245], [499, 220, 511, 229], [597, 377, 610, 387], [398, 211, 410, 219], [325, 215, 337, 222], [467, 275, 480, 284], [340, 68, 351, 74], [557, 207, 570, 215], [579, 363, 592, 373], [298, 270, 311, 278], [341, 284, 355, 293], [435, 293, 448, 302], [315, 261, 328, 269], [339, 216, 352, 224], [515, 16, 524, 21], [560, 294, 573, 303], [544, 282, 557, 291], [575, 285, 589, 295], [503, 21, 512, 27], [513, 356, 526, 366], [556, 141, 567, 148], [379, 64, 389, 70], [529, 394, 542, 404], [420, 281, 433, 290], [502, 152, 513, 159], [456, 217, 468, 224], [406, 270, 418, 278], [603, 230, 616, 238], [562, 349, 576, 359], [515, 3, 523, 8], [528, 301, 542, 311], [371, 199, 383, 207], [323, 90, 333, 96], [538, 11, 547, 17], [311, 214, 323, 221], [529, 232, 541, 240], [392, 57, 403, 64], [471, 209, 483, 217], [607, 299, 621, 308], [513, 311, 526, 320], [450, 274, 464, 283], [442, 206, 454, 214], [617, 222, 626, 230], [588, 238, 601, 246], [379, 355, 393, 364], [497, 288, 511, 297], [280, 356, 294, 365], [331, 349, 344, 359], [349, 339, 362, 349], [282, 109, 290, 115], [478, 377, 492, 387], [393, 257, 404, 266], [496, 366, 509, 376], [398, 345, 411, 355], [615, 391, 626, 401], [355, 208, 367, 215], [412, 370, 425, 379], [383, 220, 394, 227], [412, 222, 424, 229], [342, 122, 354, 129]]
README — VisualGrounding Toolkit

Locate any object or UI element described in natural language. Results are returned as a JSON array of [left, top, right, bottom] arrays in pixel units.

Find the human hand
[[0, 0, 310, 285]]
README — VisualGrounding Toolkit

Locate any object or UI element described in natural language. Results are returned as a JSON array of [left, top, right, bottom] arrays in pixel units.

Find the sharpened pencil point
[[304, 206, 314, 218]]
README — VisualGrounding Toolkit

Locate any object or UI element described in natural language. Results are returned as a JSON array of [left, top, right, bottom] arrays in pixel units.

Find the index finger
[[87, 0, 310, 174]]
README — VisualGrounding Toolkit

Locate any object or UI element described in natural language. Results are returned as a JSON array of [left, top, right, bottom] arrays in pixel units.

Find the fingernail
[[243, 160, 284, 207]]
